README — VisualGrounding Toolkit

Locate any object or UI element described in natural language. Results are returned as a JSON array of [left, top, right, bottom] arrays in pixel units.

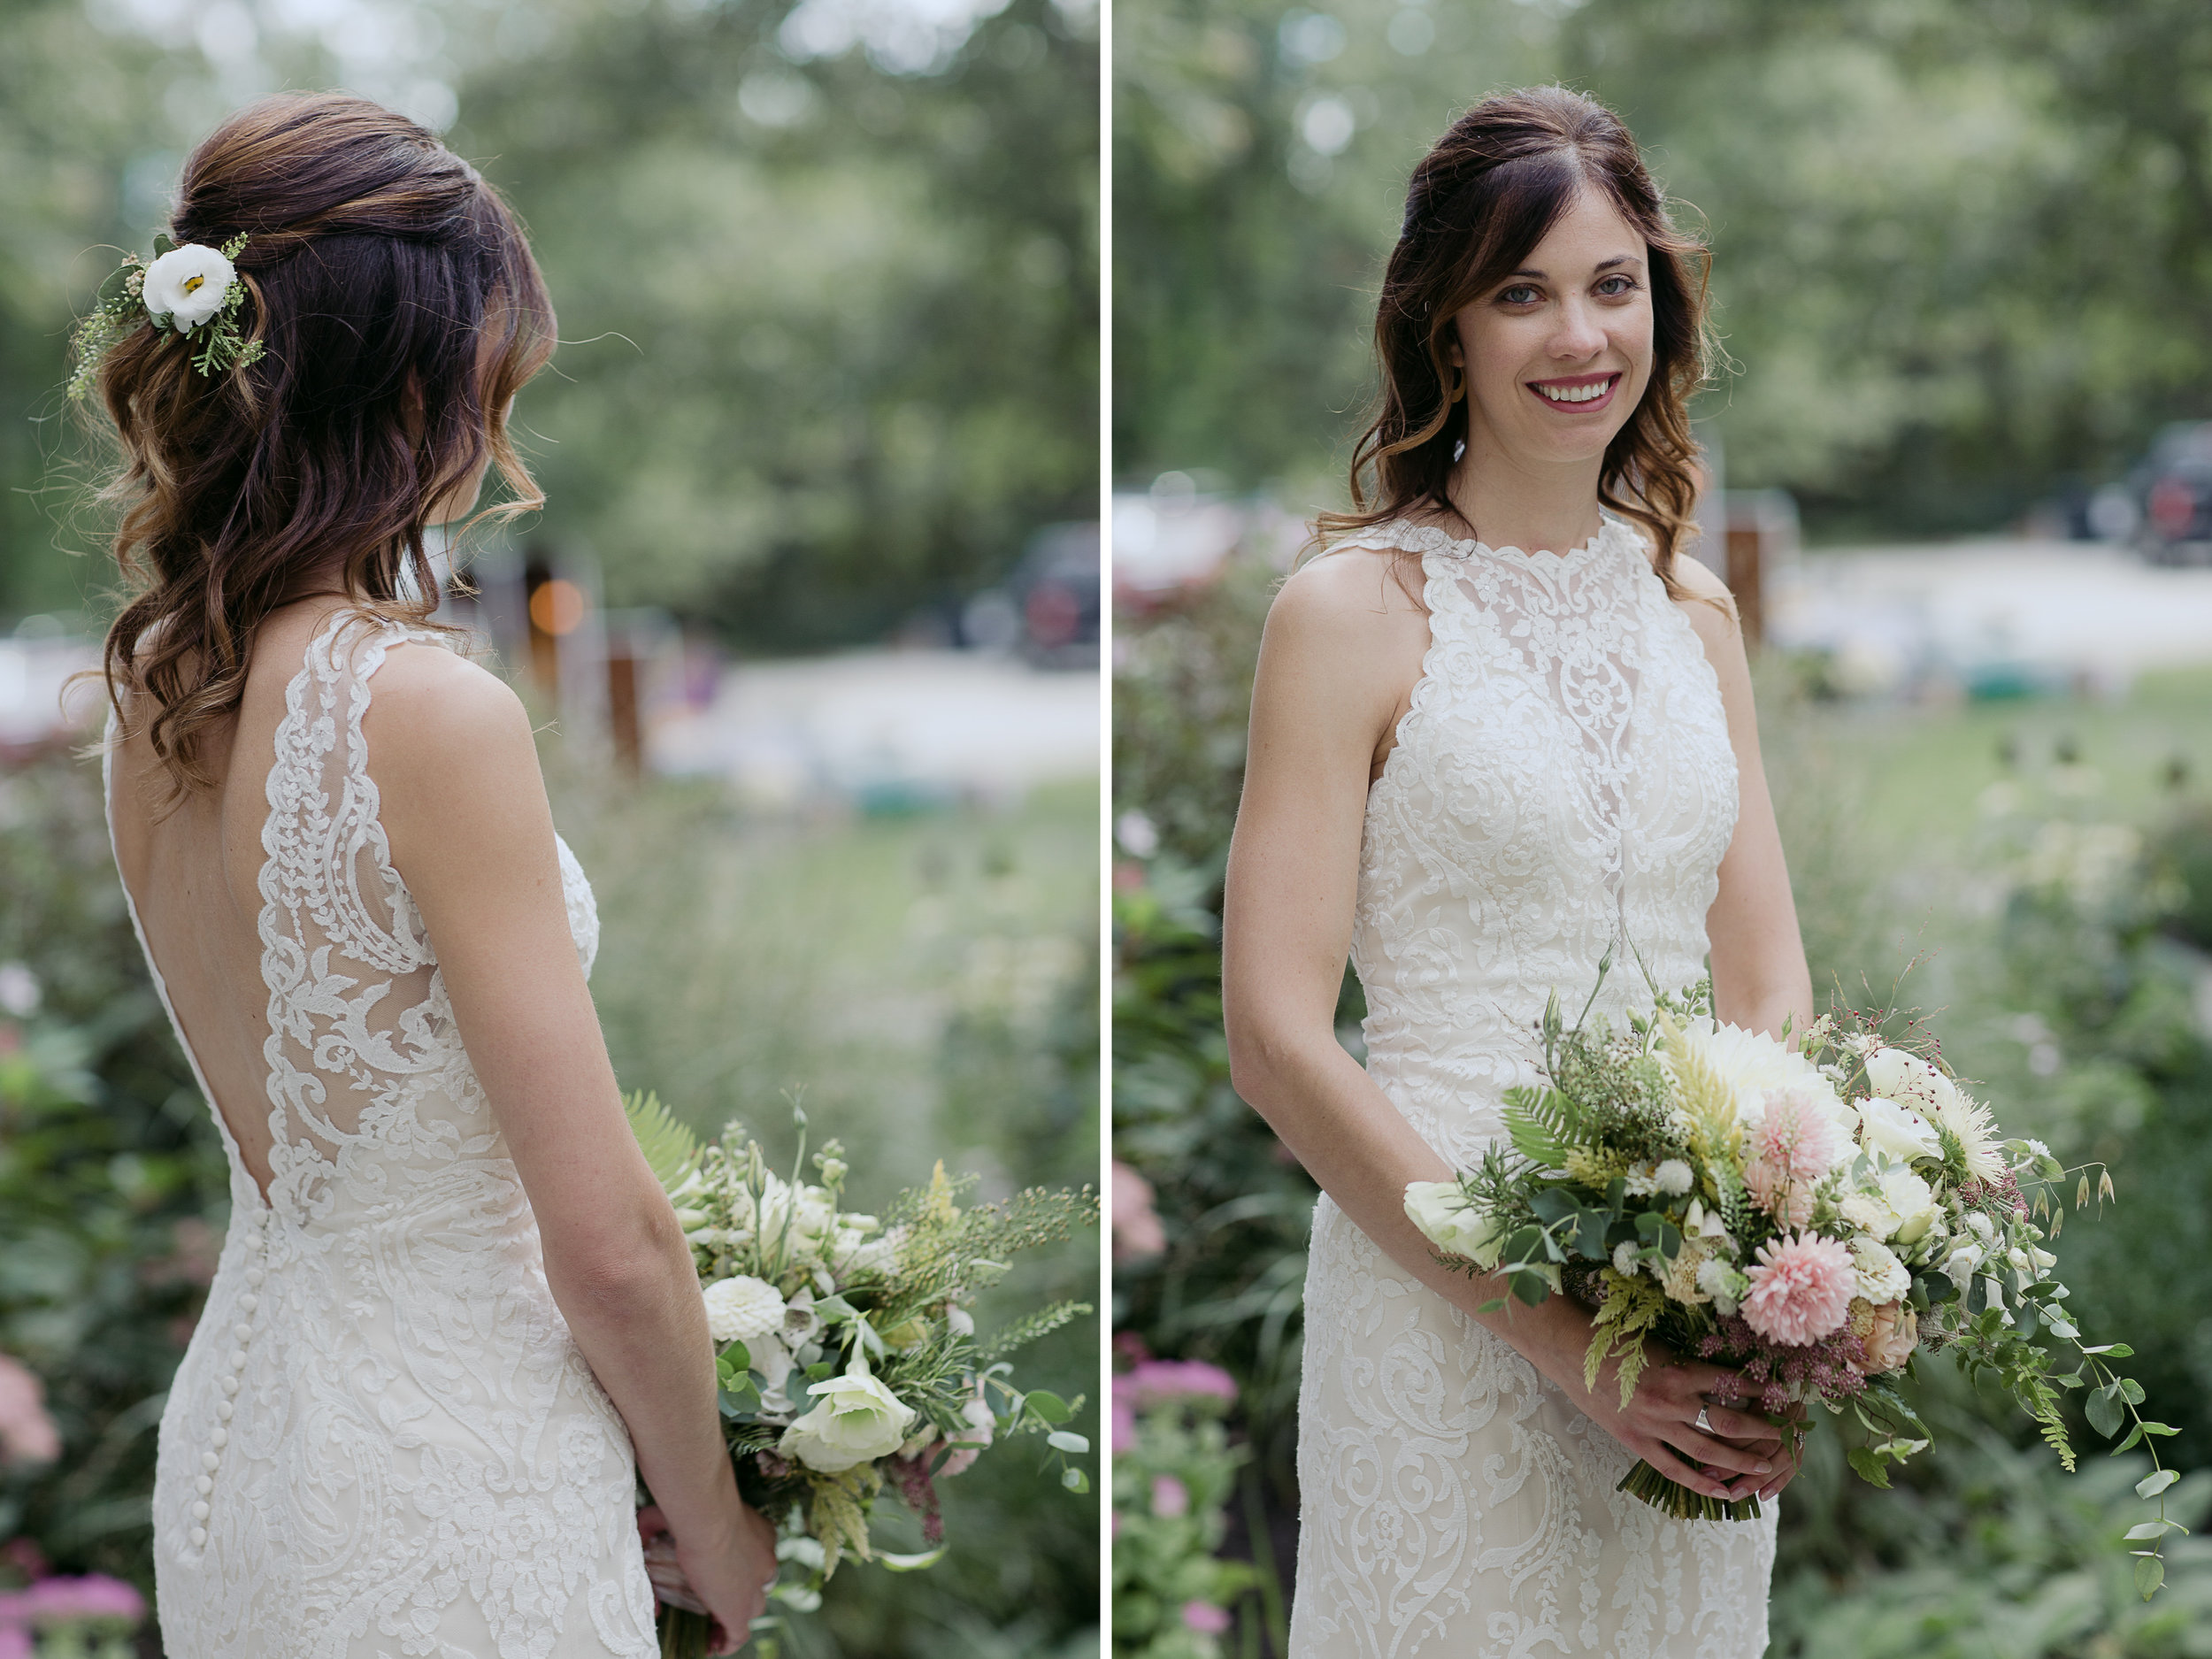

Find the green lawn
[[1767, 665, 2212, 861], [544, 757, 1100, 1207]]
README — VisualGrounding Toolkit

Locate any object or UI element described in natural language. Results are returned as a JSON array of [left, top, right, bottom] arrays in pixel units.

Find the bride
[[89, 93, 776, 1656], [1221, 88, 1812, 1655]]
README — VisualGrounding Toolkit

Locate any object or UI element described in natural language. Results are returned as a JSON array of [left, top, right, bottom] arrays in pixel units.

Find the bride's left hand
[[1697, 1396, 1805, 1503]]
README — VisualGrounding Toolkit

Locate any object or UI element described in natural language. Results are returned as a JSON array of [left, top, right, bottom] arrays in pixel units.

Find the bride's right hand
[[636, 1501, 780, 1654]]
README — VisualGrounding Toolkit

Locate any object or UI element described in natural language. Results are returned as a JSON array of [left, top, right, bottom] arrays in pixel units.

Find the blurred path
[[1770, 539, 2212, 693], [650, 649, 1099, 807]]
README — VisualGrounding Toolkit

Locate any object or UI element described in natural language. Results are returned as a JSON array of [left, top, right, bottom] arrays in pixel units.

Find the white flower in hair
[[142, 243, 238, 332]]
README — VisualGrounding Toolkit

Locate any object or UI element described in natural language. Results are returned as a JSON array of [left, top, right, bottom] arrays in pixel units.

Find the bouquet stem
[[1617, 1459, 1764, 1523], [658, 1608, 714, 1659]]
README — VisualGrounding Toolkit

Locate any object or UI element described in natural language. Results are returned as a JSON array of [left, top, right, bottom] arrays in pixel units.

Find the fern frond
[[622, 1089, 702, 1194], [2039, 1407, 2077, 1472], [1583, 1269, 1665, 1408]]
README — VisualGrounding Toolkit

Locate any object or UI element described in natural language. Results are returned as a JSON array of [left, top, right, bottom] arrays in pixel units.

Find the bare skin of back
[[109, 595, 777, 1653]]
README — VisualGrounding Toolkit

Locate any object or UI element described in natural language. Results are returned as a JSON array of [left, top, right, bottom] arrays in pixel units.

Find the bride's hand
[[636, 1502, 780, 1655], [1532, 1333, 1791, 1505]]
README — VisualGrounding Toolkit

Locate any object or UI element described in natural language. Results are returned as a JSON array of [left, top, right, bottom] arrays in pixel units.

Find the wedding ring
[[1694, 1406, 1714, 1435]]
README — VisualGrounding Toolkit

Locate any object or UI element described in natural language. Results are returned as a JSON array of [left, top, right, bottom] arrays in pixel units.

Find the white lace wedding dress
[[1288, 516, 1778, 1658], [105, 615, 659, 1658]]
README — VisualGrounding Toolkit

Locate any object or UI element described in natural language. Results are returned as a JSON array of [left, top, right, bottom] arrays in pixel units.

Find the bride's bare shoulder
[[1271, 532, 1429, 633], [365, 634, 532, 773]]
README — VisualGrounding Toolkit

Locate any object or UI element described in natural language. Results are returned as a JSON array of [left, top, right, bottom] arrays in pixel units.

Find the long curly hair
[[85, 91, 556, 795], [1316, 86, 1714, 594]]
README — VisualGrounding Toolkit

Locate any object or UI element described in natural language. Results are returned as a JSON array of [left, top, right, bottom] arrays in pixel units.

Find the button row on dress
[[189, 1217, 270, 1552]]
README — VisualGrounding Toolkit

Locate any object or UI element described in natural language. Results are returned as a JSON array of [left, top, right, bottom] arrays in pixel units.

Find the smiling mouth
[[1527, 373, 1621, 410]]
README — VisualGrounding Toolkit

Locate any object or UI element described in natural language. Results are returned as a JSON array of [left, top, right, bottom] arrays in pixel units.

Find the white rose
[[1940, 1243, 1983, 1289], [1654, 1159, 1694, 1196], [1856, 1096, 1943, 1162], [142, 243, 236, 332], [702, 1275, 787, 1343], [1863, 1048, 1954, 1109], [1878, 1167, 1939, 1243], [1404, 1182, 1504, 1269], [776, 1365, 918, 1473]]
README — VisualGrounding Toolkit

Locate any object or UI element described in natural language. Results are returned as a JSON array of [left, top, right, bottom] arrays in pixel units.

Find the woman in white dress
[[89, 93, 777, 1656], [1221, 88, 1814, 1656]]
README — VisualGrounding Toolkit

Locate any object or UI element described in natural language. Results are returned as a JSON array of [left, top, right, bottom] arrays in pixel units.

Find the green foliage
[[620, 1088, 702, 1192], [0, 749, 230, 1586], [1110, 1391, 1255, 1659], [1116, 0, 2212, 536], [4, 0, 1096, 649]]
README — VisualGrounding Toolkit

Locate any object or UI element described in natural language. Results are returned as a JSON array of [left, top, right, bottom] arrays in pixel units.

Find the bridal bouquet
[[624, 1094, 1098, 1656], [1402, 974, 2178, 1596]]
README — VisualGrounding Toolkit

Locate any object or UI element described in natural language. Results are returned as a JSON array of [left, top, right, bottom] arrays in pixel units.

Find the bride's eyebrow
[[1506, 255, 1644, 280]]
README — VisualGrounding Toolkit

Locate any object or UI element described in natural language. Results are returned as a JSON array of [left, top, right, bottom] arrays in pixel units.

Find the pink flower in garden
[[1110, 1386, 1138, 1455], [1740, 1233, 1855, 1347], [0, 1357, 58, 1466], [0, 1628, 27, 1659], [1182, 1601, 1233, 1634], [1151, 1474, 1190, 1517], [1127, 1359, 1237, 1408], [17, 1575, 145, 1621], [1111, 1162, 1169, 1262]]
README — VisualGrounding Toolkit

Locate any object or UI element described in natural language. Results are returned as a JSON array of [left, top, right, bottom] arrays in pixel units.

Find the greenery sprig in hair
[[67, 232, 263, 400]]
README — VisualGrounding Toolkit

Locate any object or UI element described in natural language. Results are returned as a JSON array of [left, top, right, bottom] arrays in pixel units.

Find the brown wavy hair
[[86, 91, 555, 794], [1316, 86, 1714, 595]]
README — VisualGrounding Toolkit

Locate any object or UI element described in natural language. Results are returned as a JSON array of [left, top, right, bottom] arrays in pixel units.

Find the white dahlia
[[702, 1274, 787, 1343], [1664, 1018, 1851, 1133]]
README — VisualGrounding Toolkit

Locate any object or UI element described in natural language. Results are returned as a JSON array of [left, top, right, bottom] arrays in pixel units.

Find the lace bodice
[[1289, 517, 1772, 1659], [1347, 515, 1740, 1169], [110, 613, 657, 1658]]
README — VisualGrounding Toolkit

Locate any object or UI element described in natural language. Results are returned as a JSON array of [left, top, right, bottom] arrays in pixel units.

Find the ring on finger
[[1694, 1405, 1714, 1435]]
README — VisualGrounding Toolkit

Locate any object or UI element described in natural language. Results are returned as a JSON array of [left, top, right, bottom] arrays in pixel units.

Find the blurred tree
[[1114, 0, 2212, 540], [0, 0, 1098, 651]]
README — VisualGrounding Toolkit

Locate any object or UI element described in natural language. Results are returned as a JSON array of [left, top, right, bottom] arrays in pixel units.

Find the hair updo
[[88, 90, 556, 793], [1317, 86, 1714, 595]]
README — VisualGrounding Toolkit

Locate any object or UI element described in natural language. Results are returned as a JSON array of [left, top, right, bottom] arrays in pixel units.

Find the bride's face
[[1448, 183, 1655, 472]]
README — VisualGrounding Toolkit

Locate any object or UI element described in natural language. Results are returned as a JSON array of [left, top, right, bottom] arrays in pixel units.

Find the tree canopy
[[0, 0, 1097, 649], [1114, 0, 2212, 538]]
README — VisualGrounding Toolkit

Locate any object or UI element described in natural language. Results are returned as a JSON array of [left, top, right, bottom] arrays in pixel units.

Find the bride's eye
[[1595, 275, 1639, 297], [1498, 284, 1541, 306]]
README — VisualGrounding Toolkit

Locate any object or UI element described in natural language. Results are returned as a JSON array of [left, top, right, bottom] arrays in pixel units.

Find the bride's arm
[[1671, 557, 1815, 1043], [369, 647, 775, 1655], [1223, 558, 1786, 1505]]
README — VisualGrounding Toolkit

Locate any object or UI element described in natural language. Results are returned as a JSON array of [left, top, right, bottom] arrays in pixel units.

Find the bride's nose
[[1547, 296, 1607, 361]]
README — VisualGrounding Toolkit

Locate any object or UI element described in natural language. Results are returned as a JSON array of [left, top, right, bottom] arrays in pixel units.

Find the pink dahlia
[[1753, 1087, 1847, 1181], [1740, 1233, 1855, 1347], [1740, 1159, 1812, 1229]]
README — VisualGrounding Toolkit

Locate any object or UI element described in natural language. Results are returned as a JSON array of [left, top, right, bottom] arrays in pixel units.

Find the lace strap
[[260, 614, 434, 980]]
